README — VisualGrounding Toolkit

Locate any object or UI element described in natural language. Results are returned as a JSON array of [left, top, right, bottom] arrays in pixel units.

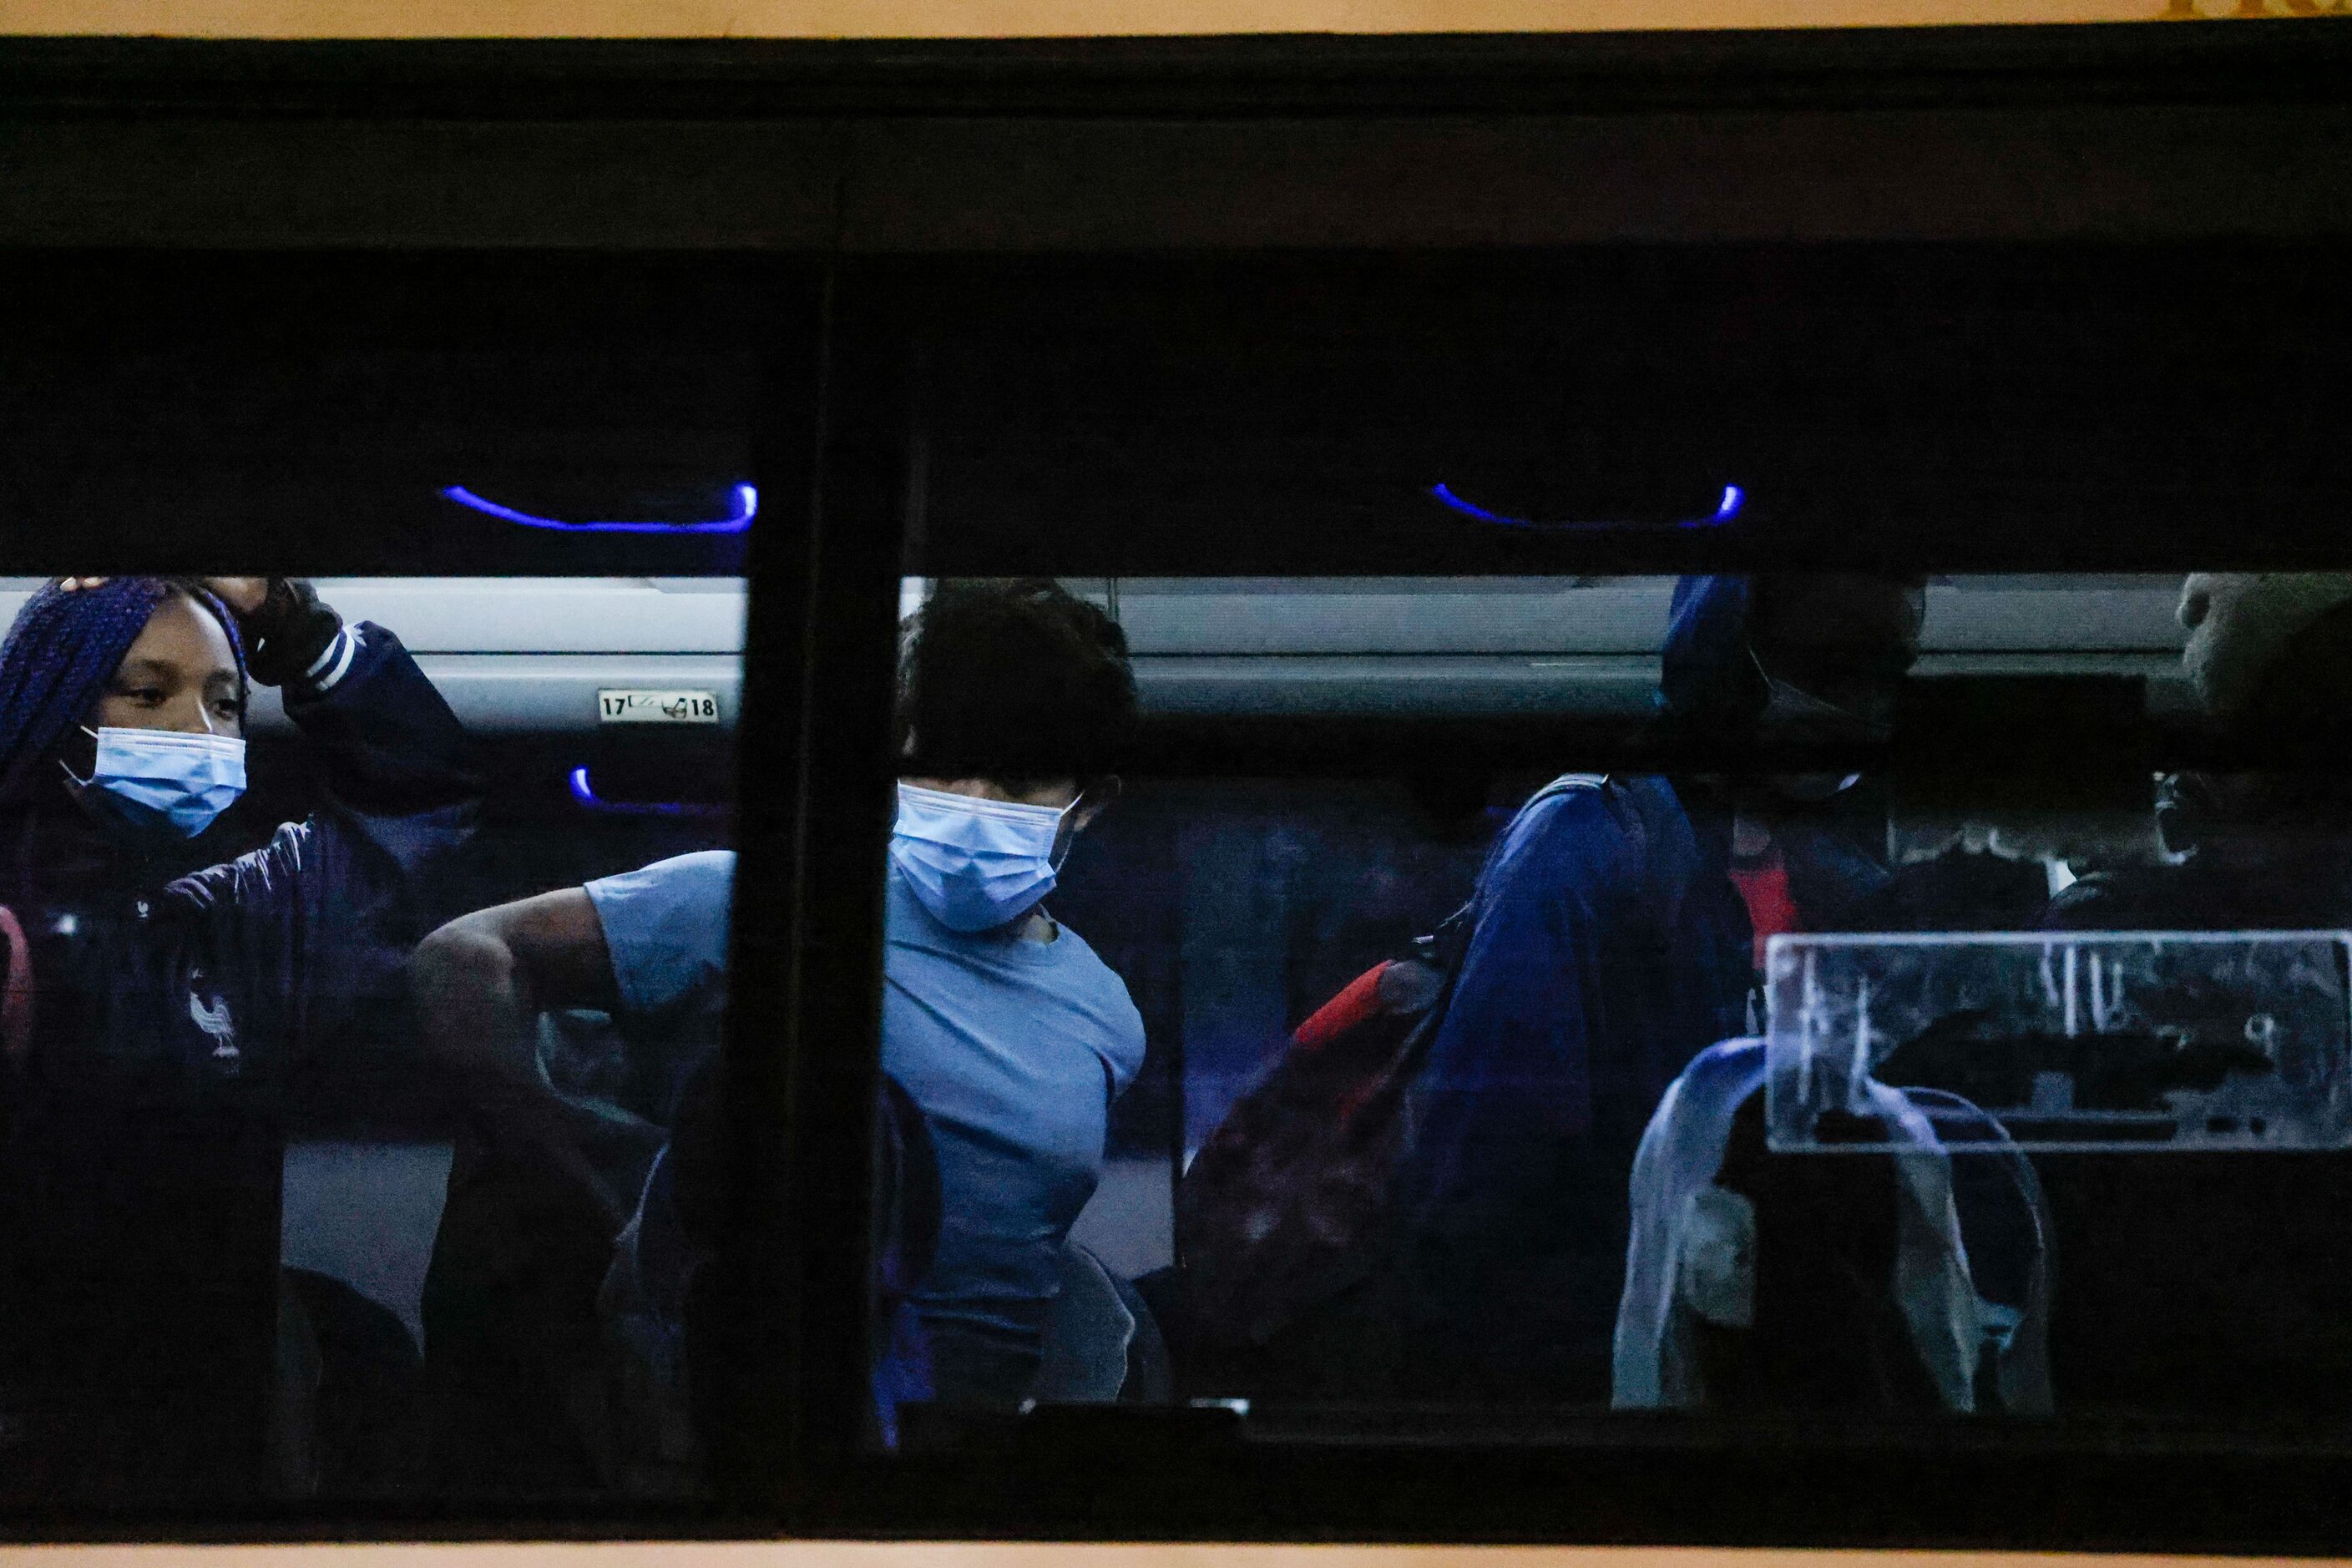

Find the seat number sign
[[598, 689, 721, 724]]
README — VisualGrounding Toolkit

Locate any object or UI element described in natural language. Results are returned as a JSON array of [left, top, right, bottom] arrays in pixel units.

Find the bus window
[[10, 18, 2352, 1551], [0, 255, 792, 1507], [839, 250, 2352, 1467]]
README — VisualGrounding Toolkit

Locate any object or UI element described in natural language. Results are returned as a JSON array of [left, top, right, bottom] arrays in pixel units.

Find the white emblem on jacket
[[189, 985, 240, 1062]]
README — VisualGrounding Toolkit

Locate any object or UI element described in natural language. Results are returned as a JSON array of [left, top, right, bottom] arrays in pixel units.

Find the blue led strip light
[[443, 483, 757, 534], [1429, 483, 1744, 530], [569, 766, 726, 819]]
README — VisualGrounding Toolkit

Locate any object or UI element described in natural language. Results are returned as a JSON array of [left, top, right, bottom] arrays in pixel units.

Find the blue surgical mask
[[72, 726, 248, 839], [890, 782, 1079, 933]]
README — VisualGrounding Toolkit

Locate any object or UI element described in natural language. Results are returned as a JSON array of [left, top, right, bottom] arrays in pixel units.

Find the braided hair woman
[[0, 576, 478, 1499]]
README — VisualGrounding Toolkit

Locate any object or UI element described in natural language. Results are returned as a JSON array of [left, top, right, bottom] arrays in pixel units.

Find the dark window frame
[[778, 259, 2352, 1551], [0, 250, 817, 1540], [3, 20, 2351, 1545]]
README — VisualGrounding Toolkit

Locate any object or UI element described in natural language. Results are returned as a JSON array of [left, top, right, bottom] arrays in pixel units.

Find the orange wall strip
[[0, 1552, 2327, 1568], [0, 0, 2343, 35]]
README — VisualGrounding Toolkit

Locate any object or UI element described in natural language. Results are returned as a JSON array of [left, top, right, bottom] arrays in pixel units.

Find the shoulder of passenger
[[1509, 778, 1645, 861], [1513, 776, 1617, 828], [1500, 781, 1699, 923], [1070, 928, 1141, 1003], [1060, 928, 1146, 1029]]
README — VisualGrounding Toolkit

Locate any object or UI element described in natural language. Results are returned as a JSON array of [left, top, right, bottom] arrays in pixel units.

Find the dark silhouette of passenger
[[2037, 573, 2352, 1423], [1387, 575, 1924, 1404], [0, 576, 476, 1498]]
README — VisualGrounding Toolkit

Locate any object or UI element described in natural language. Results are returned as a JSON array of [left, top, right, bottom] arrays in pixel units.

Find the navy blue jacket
[[1393, 771, 1753, 1403], [0, 622, 477, 1499], [1390, 573, 1942, 1401]]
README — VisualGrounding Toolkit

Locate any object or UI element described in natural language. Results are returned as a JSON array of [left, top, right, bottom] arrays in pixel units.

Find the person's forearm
[[411, 920, 625, 1222], [412, 918, 544, 1082]]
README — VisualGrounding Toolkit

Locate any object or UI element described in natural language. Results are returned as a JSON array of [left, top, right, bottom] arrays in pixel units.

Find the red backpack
[[1174, 775, 1606, 1352]]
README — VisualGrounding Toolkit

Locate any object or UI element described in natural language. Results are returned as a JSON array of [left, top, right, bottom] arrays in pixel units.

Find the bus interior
[[3, 22, 2352, 1548]]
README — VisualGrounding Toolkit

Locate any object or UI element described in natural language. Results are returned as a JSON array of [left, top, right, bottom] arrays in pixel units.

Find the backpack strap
[[1494, 772, 1612, 876], [1555, 771, 1684, 932], [1417, 773, 1611, 974], [1538, 771, 1611, 798], [1411, 773, 1616, 1009]]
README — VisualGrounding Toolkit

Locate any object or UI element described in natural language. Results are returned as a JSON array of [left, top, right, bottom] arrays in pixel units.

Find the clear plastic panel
[[1766, 931, 2352, 1153]]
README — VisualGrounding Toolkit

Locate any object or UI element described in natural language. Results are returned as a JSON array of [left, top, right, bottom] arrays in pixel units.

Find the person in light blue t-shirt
[[878, 810, 1146, 1403], [545, 824, 1144, 1413], [860, 575, 1151, 1404], [412, 578, 1148, 1436]]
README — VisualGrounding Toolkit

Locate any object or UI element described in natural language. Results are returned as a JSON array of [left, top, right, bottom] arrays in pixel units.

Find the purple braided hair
[[0, 578, 247, 805]]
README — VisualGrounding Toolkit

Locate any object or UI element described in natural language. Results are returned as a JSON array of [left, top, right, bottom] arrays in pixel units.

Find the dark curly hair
[[0, 577, 245, 806], [893, 579, 1137, 792]]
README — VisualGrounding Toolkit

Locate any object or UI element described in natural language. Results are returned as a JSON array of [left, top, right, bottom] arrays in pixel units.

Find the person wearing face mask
[[1383, 574, 1924, 1406], [411, 578, 1145, 1443], [0, 575, 478, 1499], [857, 579, 1146, 1408], [2047, 572, 2352, 930], [1674, 578, 2072, 956], [2026, 573, 2352, 1423], [1660, 574, 1930, 962]]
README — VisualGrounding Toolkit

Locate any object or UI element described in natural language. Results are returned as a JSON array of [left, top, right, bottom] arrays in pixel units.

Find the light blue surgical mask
[[70, 726, 248, 840], [890, 782, 1079, 933]]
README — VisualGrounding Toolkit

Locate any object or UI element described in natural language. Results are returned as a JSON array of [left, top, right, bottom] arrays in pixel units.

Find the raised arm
[[259, 580, 478, 868], [161, 579, 479, 1060]]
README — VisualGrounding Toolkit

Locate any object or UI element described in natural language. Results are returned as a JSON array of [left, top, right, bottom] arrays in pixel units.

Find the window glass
[[878, 569, 2352, 1441], [0, 260, 777, 1505], [863, 247, 2352, 1454], [906, 250, 2347, 576]]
